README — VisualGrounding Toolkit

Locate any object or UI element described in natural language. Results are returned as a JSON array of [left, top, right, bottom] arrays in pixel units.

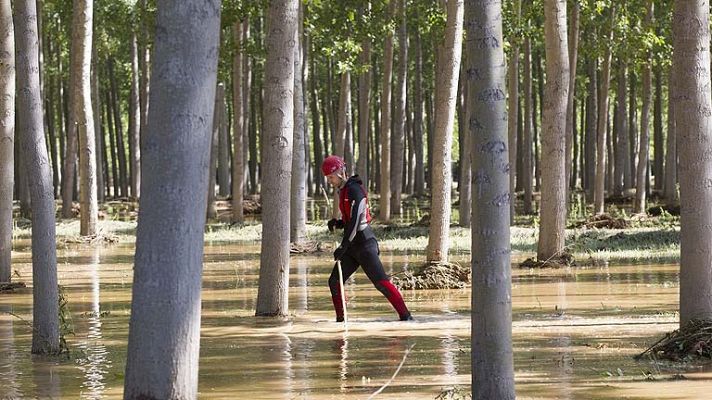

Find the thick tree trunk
[[232, 21, 245, 223], [663, 69, 678, 203], [613, 62, 628, 197], [634, 2, 653, 213], [565, 1, 579, 193], [584, 58, 597, 202], [15, 0, 60, 354], [594, 8, 615, 214], [255, 0, 297, 317], [129, 33, 141, 199], [379, 0, 396, 222], [522, 36, 534, 214], [537, 0, 569, 261], [391, 0, 407, 215], [674, 0, 712, 325], [123, 1, 220, 397], [653, 66, 663, 191], [413, 28, 425, 196], [0, 0, 14, 283], [427, 0, 462, 263], [291, 2, 307, 243], [73, 0, 98, 236], [465, 0, 515, 397], [507, 0, 520, 222]]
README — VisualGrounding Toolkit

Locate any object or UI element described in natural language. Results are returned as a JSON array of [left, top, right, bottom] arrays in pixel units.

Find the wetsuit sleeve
[[340, 183, 367, 249]]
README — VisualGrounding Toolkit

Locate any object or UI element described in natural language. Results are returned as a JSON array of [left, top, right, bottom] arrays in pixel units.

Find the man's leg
[[357, 239, 412, 320], [328, 253, 359, 321]]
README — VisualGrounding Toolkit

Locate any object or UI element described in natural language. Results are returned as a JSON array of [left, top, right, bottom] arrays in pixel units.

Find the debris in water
[[574, 213, 629, 229], [289, 241, 326, 254], [519, 251, 576, 269], [60, 233, 119, 245], [0, 282, 27, 293], [392, 262, 470, 290], [636, 319, 712, 362]]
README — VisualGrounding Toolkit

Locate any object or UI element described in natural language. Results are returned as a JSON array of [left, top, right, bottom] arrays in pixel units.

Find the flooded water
[[1, 241, 710, 399]]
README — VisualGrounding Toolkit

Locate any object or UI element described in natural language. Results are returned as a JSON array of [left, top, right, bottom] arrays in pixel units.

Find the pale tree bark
[[73, 0, 97, 236], [629, 72, 638, 189], [537, 0, 569, 261], [357, 32, 371, 188], [594, 7, 615, 214], [663, 69, 678, 203], [613, 62, 628, 197], [139, 0, 150, 148], [459, 55, 471, 228], [232, 21, 245, 223], [584, 58, 597, 202], [206, 84, 223, 219], [413, 27, 425, 196], [522, 35, 534, 214], [507, 0, 521, 222], [15, 0, 60, 354], [217, 65, 230, 197], [91, 45, 104, 203], [675, 0, 712, 325], [653, 67, 663, 192], [255, 0, 297, 317], [379, 0, 396, 222], [0, 0, 14, 283], [333, 71, 351, 218], [129, 33, 141, 199], [290, 1, 307, 243], [427, 0, 462, 263], [634, 1, 653, 214], [123, 1, 220, 397], [62, 6, 81, 218], [565, 1, 579, 193], [465, 0, 515, 397], [390, 0, 407, 214]]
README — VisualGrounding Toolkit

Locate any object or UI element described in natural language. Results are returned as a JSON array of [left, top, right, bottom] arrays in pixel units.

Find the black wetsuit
[[329, 175, 411, 321]]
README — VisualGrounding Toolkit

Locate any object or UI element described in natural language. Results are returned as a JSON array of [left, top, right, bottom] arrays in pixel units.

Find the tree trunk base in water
[[392, 261, 470, 290], [519, 251, 576, 269], [636, 319, 712, 362], [0, 282, 27, 293]]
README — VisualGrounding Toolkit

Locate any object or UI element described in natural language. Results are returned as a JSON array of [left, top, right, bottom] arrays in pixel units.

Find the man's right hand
[[328, 218, 344, 232]]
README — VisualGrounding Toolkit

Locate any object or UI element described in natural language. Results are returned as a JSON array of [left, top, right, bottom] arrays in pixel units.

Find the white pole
[[337, 259, 348, 326]]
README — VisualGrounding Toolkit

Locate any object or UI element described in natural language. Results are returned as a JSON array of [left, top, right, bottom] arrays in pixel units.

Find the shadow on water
[[2, 240, 712, 399]]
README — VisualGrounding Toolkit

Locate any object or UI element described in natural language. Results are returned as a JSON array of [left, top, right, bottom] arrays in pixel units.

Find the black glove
[[334, 245, 347, 261], [328, 218, 344, 232]]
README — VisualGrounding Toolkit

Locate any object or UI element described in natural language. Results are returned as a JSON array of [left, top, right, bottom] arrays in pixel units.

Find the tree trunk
[[242, 20, 251, 195], [291, 2, 307, 243], [507, 0, 520, 222], [138, 0, 150, 154], [523, 36, 534, 214], [613, 62, 628, 197], [634, 1, 653, 213], [255, 0, 297, 317], [73, 0, 98, 236], [537, 0, 569, 261], [663, 69, 678, 203], [465, 0, 515, 397], [584, 58, 597, 202], [45, 36, 59, 198], [15, 0, 60, 354], [123, 1, 220, 397], [427, 0, 462, 263], [310, 46, 324, 195], [459, 53, 472, 228], [357, 34, 371, 187], [105, 89, 119, 198], [129, 33, 141, 199], [391, 0, 407, 215], [653, 65, 663, 192], [206, 84, 223, 219], [333, 71, 351, 218], [674, 0, 712, 325], [413, 28, 425, 196], [0, 0, 14, 283], [218, 69, 231, 197], [62, 15, 80, 218], [594, 7, 615, 214], [379, 0, 396, 222], [91, 45, 104, 204], [109, 59, 128, 198], [565, 1, 579, 194], [232, 21, 245, 223], [629, 71, 638, 189]]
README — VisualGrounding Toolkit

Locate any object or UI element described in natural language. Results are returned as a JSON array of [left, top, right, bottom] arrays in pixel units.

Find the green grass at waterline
[[12, 217, 681, 266]]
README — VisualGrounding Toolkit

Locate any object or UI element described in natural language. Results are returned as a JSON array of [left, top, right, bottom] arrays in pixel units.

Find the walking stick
[[336, 259, 348, 326]]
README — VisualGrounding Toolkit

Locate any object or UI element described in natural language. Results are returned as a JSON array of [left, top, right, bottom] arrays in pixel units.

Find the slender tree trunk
[[459, 53, 472, 228], [105, 89, 119, 198], [73, 0, 98, 236], [629, 71, 638, 189], [0, 0, 14, 283], [427, 0, 462, 263], [594, 7, 615, 214], [663, 69, 678, 203], [413, 28, 425, 196], [123, 2, 220, 398], [109, 59, 128, 198], [255, 0, 297, 317], [653, 66, 663, 192], [584, 58, 597, 202], [218, 73, 231, 197], [129, 33, 141, 199], [523, 36, 533, 214], [62, 16, 80, 218], [358, 35, 371, 187], [534, 53, 543, 191], [310, 49, 324, 195], [391, 0, 407, 214], [634, 1, 653, 213], [45, 37, 59, 198], [675, 0, 712, 325], [15, 0, 60, 354], [232, 21, 245, 223], [291, 2, 307, 243], [91, 45, 104, 203], [537, 0, 569, 261], [613, 62, 628, 197], [565, 1, 579, 194], [206, 84, 223, 219], [332, 71, 351, 218], [465, 0, 515, 397], [138, 0, 150, 153], [507, 0, 520, 222], [379, 0, 396, 222]]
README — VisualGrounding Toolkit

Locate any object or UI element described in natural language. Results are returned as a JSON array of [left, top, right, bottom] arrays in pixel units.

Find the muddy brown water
[[1, 242, 710, 399]]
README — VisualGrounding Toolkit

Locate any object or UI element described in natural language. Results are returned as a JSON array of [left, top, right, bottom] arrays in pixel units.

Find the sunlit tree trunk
[[129, 33, 141, 199], [427, 0, 462, 263], [459, 56, 472, 228], [138, 0, 150, 153], [594, 7, 615, 214], [333, 71, 350, 218], [465, 0, 515, 397], [91, 45, 104, 204], [653, 66, 663, 192], [123, 1, 220, 397], [232, 21, 245, 223], [73, 0, 98, 236], [584, 58, 597, 202], [663, 69, 678, 203], [255, 0, 298, 317], [613, 62, 628, 197], [565, 1, 579, 193], [291, 2, 307, 243], [507, 0, 520, 222], [0, 0, 14, 283], [537, 0, 569, 261], [522, 35, 533, 214], [15, 0, 60, 354], [413, 27, 425, 196], [206, 84, 223, 219], [675, 0, 712, 325], [629, 72, 638, 189], [379, 0, 396, 222], [390, 0, 407, 215], [634, 1, 653, 214], [357, 31, 371, 188]]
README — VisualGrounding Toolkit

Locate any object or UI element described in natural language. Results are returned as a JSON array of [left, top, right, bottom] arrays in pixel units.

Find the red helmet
[[321, 155, 346, 176]]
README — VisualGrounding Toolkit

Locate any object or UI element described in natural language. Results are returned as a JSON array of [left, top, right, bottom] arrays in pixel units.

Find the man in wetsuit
[[321, 155, 413, 322]]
